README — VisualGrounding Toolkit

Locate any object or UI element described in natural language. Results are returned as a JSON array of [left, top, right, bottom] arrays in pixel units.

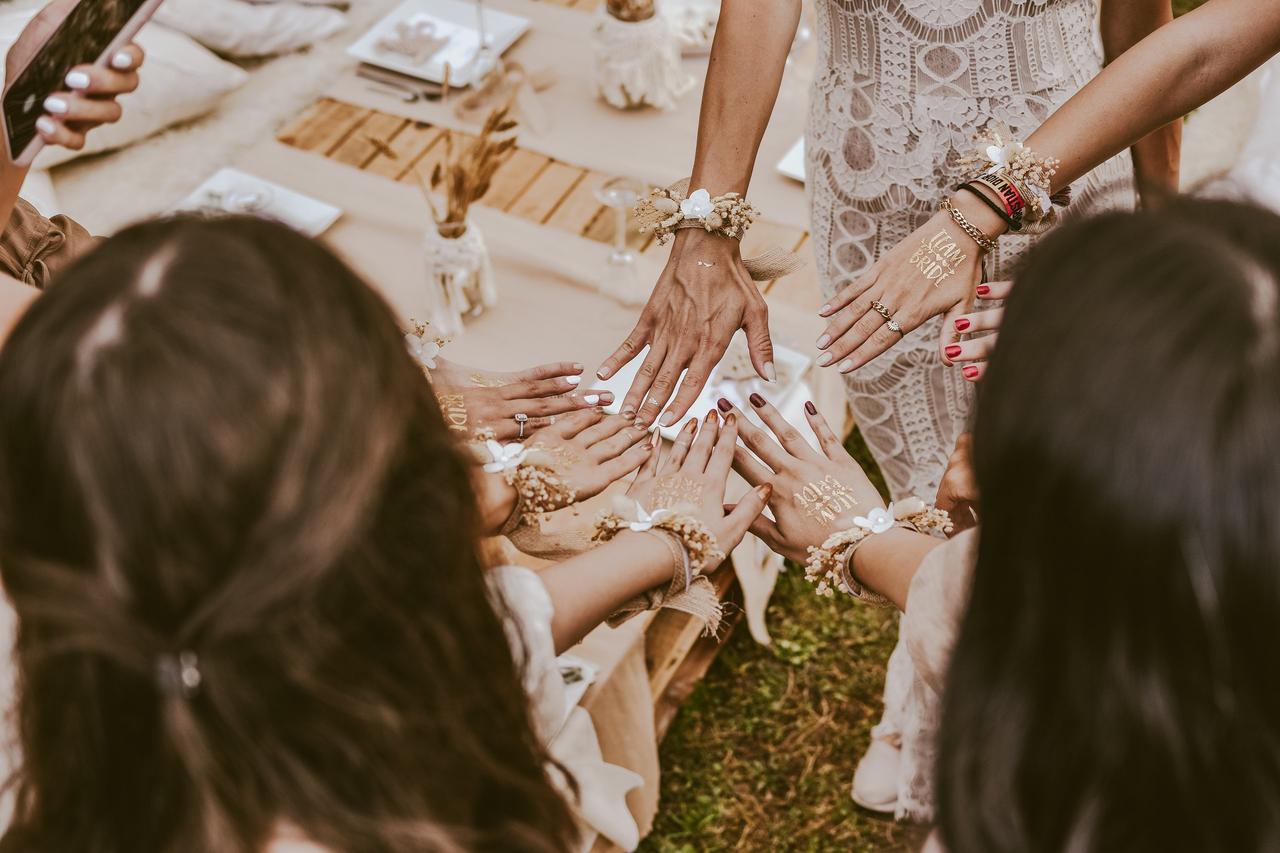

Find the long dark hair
[[0, 216, 578, 852], [938, 198, 1280, 852]]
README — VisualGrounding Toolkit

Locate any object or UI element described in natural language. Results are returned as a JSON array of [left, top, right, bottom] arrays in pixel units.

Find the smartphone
[[2, 0, 166, 168]]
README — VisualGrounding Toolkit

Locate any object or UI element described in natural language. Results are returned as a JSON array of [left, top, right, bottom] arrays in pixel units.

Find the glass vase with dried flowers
[[414, 107, 517, 337], [593, 0, 693, 111]]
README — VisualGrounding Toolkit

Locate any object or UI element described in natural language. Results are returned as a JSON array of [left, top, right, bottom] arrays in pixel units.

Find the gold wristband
[[940, 198, 998, 254]]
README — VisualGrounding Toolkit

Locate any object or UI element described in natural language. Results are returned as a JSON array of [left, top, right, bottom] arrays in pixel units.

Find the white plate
[[347, 0, 531, 88], [173, 169, 343, 238], [777, 137, 805, 183]]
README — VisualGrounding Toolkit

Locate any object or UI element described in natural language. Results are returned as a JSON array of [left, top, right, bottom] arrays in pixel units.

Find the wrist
[[476, 469, 519, 534], [614, 529, 681, 588], [947, 190, 1007, 240]]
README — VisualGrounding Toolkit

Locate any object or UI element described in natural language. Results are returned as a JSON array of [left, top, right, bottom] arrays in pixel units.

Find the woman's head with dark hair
[[938, 198, 1280, 853], [0, 216, 577, 852]]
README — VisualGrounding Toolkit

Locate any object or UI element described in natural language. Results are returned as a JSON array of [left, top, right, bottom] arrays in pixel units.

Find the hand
[[522, 409, 653, 503], [598, 229, 774, 429], [939, 279, 1012, 383], [815, 199, 992, 374], [626, 409, 771, 558], [6, 1, 145, 154], [935, 433, 978, 533], [430, 358, 615, 441], [724, 394, 884, 563]]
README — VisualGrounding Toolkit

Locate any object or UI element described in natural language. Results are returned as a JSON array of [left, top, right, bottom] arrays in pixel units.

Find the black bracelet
[[956, 183, 1023, 233]]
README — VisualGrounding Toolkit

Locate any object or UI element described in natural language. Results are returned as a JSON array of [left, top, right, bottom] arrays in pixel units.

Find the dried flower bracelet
[[804, 498, 953, 604], [480, 440, 578, 532], [635, 185, 758, 245], [958, 124, 1070, 233]]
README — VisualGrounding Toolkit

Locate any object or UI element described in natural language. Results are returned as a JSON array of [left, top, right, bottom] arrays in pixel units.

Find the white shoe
[[851, 736, 900, 813]]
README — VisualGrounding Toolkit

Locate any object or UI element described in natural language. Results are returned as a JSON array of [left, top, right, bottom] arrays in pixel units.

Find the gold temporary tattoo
[[436, 393, 469, 434], [909, 230, 969, 288], [528, 442, 580, 466], [793, 475, 859, 525], [469, 372, 505, 388], [650, 475, 705, 509]]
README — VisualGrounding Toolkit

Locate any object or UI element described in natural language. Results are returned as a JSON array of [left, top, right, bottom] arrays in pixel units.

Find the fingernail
[[659, 412, 676, 427], [817, 352, 833, 367], [716, 397, 732, 413], [65, 71, 90, 90], [621, 407, 635, 418], [838, 360, 855, 373], [597, 368, 610, 379], [572, 363, 584, 372], [749, 393, 765, 408], [816, 334, 831, 349], [976, 284, 990, 297], [757, 484, 773, 500], [600, 392, 614, 403], [685, 418, 698, 432], [634, 418, 645, 428], [805, 401, 817, 416], [651, 430, 662, 447], [111, 51, 134, 70], [819, 304, 832, 316], [725, 412, 736, 426], [706, 409, 719, 423], [35, 117, 57, 136], [43, 97, 68, 115], [566, 375, 581, 386], [962, 366, 980, 380], [954, 318, 971, 332], [944, 345, 962, 359], [583, 394, 600, 406], [763, 362, 777, 382]]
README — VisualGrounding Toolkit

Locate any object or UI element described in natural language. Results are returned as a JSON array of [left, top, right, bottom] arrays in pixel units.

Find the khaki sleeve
[[903, 528, 979, 697], [0, 198, 97, 291]]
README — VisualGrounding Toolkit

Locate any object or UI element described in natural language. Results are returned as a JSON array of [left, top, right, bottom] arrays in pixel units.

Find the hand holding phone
[[3, 0, 160, 167]]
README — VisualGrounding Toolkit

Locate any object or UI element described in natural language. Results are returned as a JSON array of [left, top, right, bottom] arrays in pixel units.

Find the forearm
[[539, 532, 676, 653], [850, 529, 942, 611], [687, 0, 800, 195], [1029, 0, 1280, 191], [0, 162, 30, 237]]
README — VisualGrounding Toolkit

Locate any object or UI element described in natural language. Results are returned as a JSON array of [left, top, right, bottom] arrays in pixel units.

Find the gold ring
[[870, 301, 905, 337]]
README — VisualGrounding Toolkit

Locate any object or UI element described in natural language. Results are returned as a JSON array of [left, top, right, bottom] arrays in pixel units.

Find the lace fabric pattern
[[804, 0, 1136, 822]]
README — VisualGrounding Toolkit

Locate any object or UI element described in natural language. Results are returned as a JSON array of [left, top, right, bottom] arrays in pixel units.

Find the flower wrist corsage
[[480, 440, 578, 534], [593, 496, 727, 635], [635, 184, 757, 245], [958, 123, 1071, 234], [405, 319, 447, 371], [804, 497, 953, 605]]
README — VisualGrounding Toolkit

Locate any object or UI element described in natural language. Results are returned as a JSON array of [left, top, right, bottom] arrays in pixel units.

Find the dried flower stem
[[412, 106, 518, 238]]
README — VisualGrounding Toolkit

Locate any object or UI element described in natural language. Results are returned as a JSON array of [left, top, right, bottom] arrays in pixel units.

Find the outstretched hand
[[939, 279, 1012, 383], [598, 230, 774, 430]]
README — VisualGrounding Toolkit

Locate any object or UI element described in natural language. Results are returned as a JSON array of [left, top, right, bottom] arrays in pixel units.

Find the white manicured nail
[[659, 412, 676, 427], [763, 361, 776, 382], [817, 352, 833, 366], [35, 117, 57, 136], [816, 334, 831, 349], [43, 97, 69, 115], [111, 52, 134, 70], [65, 71, 90, 90], [583, 394, 600, 406], [566, 375, 581, 386], [838, 360, 855, 373]]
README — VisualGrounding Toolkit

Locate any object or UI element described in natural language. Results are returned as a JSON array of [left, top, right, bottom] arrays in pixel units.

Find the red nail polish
[[976, 285, 990, 297], [804, 401, 817, 416], [717, 397, 732, 413], [749, 393, 765, 408], [945, 345, 962, 359], [962, 365, 980, 379], [954, 318, 971, 332]]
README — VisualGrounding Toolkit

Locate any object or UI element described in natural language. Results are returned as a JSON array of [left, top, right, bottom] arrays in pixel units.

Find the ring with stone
[[514, 412, 529, 438]]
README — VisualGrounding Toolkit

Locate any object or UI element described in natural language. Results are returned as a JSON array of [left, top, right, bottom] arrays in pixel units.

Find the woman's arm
[[598, 0, 801, 430], [1100, 0, 1180, 203]]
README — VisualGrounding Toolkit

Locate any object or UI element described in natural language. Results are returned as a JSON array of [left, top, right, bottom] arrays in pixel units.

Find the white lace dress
[[804, 0, 1136, 822]]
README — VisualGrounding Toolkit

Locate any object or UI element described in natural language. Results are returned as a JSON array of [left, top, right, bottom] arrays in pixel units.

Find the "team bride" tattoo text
[[909, 230, 968, 288]]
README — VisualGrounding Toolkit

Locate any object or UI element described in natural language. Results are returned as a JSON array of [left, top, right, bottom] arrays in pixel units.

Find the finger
[[662, 418, 698, 474], [819, 272, 877, 318], [742, 300, 776, 383], [591, 424, 650, 460], [548, 407, 605, 438], [938, 299, 969, 366], [974, 279, 1013, 302], [706, 412, 739, 482], [747, 512, 783, 551], [954, 307, 1004, 335], [33, 117, 83, 151], [802, 400, 847, 461], [746, 393, 819, 460], [576, 389, 615, 408], [636, 344, 694, 428], [821, 300, 890, 366], [597, 318, 651, 381], [732, 445, 775, 487], [507, 361, 585, 383], [839, 323, 905, 374], [960, 362, 987, 383], [40, 92, 122, 128], [63, 60, 140, 97], [517, 394, 603, 419], [574, 412, 628, 445], [635, 429, 663, 480], [683, 409, 720, 473], [660, 351, 719, 427], [943, 335, 998, 365], [619, 342, 665, 421], [597, 438, 654, 485], [727, 403, 790, 470], [501, 375, 583, 400], [721, 484, 774, 548]]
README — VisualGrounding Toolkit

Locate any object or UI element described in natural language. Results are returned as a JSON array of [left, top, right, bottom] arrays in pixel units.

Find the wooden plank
[[330, 111, 409, 169], [479, 148, 551, 211], [400, 129, 478, 186], [366, 122, 443, 180], [276, 97, 339, 148], [545, 169, 611, 236], [283, 99, 372, 156], [508, 161, 586, 223]]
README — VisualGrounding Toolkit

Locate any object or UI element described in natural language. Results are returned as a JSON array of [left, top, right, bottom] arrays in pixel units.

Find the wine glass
[[594, 177, 648, 305], [471, 0, 497, 83]]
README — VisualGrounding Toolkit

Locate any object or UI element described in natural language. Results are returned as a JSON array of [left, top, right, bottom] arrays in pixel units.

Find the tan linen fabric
[[0, 198, 96, 290]]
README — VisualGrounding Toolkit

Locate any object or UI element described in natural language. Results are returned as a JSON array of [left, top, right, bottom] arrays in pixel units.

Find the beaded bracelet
[[940, 198, 998, 253], [804, 498, 953, 602]]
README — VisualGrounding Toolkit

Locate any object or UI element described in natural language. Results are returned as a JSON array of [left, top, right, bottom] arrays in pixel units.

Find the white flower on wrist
[[985, 141, 1024, 169], [405, 332, 442, 370], [627, 504, 676, 532], [853, 506, 895, 535], [680, 188, 714, 220], [483, 439, 527, 473]]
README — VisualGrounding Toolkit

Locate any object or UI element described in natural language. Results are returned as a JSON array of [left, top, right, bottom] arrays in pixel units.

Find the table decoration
[[594, 175, 649, 306], [415, 107, 516, 336], [592, 0, 694, 111]]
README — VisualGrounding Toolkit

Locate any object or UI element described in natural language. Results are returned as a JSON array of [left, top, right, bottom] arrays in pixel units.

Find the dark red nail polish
[[717, 397, 732, 413], [945, 345, 962, 359], [954, 318, 971, 332], [749, 393, 765, 408], [805, 401, 817, 416], [962, 365, 980, 379], [976, 285, 990, 297]]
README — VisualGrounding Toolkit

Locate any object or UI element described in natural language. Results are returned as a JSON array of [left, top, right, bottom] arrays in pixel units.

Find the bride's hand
[[625, 409, 771, 558], [722, 395, 883, 563], [814, 195, 999, 373]]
